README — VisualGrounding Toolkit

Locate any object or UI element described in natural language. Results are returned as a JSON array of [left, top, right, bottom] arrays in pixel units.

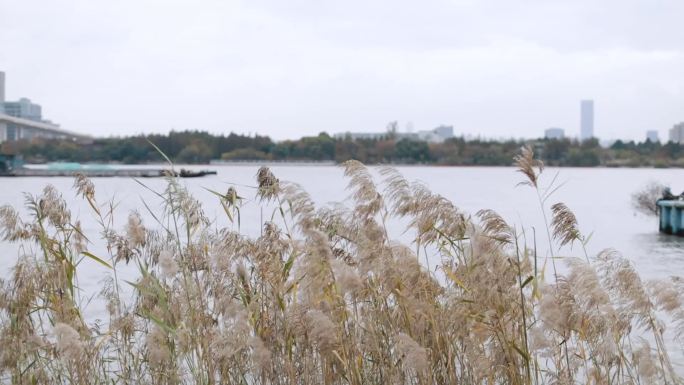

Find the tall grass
[[0, 147, 682, 384]]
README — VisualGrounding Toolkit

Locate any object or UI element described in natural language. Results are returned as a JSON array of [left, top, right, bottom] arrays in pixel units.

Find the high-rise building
[[432, 125, 454, 139], [580, 100, 594, 141], [544, 127, 564, 140], [669, 123, 684, 144], [3, 98, 42, 121], [0, 71, 5, 114], [0, 71, 43, 122], [646, 130, 660, 143]]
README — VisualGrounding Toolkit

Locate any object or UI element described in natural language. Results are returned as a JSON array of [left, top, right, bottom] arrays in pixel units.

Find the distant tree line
[[2, 130, 683, 167]]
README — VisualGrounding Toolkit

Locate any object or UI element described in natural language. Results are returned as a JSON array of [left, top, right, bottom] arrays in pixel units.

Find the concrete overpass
[[0, 71, 90, 144], [0, 113, 90, 143]]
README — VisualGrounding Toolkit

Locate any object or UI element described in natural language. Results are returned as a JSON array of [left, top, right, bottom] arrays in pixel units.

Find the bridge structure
[[0, 113, 90, 143], [0, 71, 90, 144]]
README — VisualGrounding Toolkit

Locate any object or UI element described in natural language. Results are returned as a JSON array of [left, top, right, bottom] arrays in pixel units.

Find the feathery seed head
[[551, 203, 581, 246], [146, 325, 171, 367], [306, 309, 338, 353], [330, 258, 362, 294], [282, 183, 316, 231], [158, 248, 179, 277], [53, 323, 84, 361], [249, 336, 272, 371], [257, 166, 280, 201], [395, 333, 429, 373], [73, 173, 95, 200], [476, 209, 512, 244], [0, 205, 28, 241], [596, 249, 654, 329], [125, 212, 146, 248], [343, 160, 383, 220], [39, 185, 71, 228], [514, 145, 543, 188]]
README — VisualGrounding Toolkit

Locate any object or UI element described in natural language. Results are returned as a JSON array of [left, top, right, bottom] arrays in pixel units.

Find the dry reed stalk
[[0, 153, 681, 385]]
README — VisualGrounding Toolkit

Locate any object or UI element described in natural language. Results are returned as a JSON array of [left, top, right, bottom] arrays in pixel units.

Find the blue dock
[[657, 200, 684, 235]]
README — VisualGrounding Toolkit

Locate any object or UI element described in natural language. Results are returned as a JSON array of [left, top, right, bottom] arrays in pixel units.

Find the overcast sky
[[1, 0, 683, 141]]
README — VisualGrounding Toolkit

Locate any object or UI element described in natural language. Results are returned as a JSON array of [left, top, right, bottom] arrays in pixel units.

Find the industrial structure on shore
[[0, 71, 88, 144], [336, 123, 455, 143]]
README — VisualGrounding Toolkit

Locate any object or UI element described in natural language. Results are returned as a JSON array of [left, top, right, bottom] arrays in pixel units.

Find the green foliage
[[395, 139, 431, 163], [3, 130, 273, 165], [221, 148, 271, 161], [4, 129, 684, 167]]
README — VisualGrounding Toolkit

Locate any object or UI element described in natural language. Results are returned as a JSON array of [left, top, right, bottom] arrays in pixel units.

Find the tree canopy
[[2, 130, 683, 167]]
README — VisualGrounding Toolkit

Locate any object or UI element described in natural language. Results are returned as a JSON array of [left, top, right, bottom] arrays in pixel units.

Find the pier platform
[[3, 168, 217, 178], [0, 157, 217, 178], [657, 200, 684, 235]]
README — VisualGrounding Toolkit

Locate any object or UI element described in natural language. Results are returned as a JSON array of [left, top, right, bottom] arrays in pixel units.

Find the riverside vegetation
[[3, 128, 684, 167], [0, 147, 683, 384]]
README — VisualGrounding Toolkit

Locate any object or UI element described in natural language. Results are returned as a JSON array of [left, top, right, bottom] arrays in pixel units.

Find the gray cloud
[[1, 0, 682, 141]]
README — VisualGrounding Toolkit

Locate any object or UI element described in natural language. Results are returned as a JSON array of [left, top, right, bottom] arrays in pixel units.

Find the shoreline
[[10, 161, 683, 170]]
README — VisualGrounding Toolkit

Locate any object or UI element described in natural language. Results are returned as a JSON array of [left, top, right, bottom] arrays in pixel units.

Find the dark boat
[[176, 169, 218, 178]]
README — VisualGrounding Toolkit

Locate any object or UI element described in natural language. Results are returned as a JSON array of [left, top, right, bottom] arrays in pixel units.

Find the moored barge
[[0, 155, 216, 178]]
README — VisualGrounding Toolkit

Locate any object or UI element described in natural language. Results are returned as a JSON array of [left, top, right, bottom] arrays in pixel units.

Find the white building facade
[[669, 123, 684, 144], [544, 127, 565, 140], [646, 130, 660, 143], [336, 124, 454, 143]]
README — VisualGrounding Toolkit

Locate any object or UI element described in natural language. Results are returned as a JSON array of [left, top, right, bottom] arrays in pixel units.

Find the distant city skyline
[[2, 0, 684, 141], [0, 68, 676, 144]]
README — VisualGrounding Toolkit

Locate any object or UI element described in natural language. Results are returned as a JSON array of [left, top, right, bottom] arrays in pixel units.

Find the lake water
[[4, 164, 682, 278]]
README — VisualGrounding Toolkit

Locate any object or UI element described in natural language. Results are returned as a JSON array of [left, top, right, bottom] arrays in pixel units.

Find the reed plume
[[0, 150, 681, 385], [514, 145, 543, 188], [257, 166, 280, 201], [550, 202, 581, 246]]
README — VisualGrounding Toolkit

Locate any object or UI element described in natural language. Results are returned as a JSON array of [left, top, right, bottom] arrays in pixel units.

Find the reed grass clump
[[0, 148, 682, 384]]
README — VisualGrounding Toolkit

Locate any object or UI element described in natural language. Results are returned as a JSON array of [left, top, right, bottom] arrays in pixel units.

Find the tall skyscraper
[[580, 100, 594, 141]]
